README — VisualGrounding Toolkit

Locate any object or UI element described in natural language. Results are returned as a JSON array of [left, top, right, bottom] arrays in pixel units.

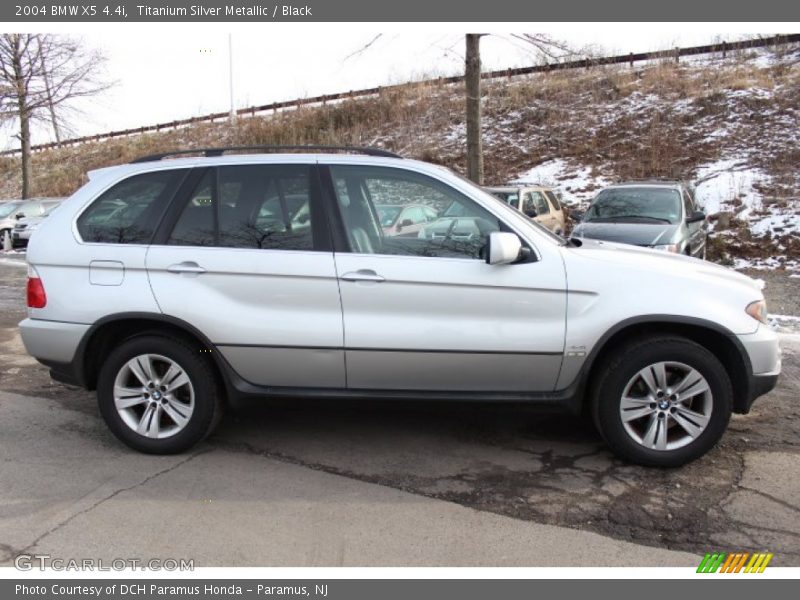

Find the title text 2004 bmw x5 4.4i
[[20, 147, 781, 466]]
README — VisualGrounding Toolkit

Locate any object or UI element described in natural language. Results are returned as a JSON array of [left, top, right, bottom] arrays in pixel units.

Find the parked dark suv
[[571, 181, 707, 258]]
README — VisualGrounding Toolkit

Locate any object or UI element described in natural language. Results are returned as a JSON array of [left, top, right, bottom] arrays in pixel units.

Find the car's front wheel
[[97, 335, 223, 454], [592, 336, 732, 467]]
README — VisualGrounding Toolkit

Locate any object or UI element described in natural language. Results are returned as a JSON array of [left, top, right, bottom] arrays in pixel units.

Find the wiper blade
[[588, 215, 671, 223]]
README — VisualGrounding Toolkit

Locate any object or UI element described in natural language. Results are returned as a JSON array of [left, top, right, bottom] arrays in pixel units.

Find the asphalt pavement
[[0, 258, 798, 567]]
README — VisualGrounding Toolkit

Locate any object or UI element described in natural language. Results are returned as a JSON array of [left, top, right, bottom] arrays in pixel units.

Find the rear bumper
[[19, 318, 89, 385]]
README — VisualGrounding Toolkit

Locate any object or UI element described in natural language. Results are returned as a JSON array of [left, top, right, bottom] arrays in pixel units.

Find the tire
[[97, 335, 223, 454], [592, 336, 732, 467]]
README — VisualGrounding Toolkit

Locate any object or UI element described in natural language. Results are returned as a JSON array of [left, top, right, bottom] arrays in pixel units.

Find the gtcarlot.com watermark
[[14, 554, 194, 571]]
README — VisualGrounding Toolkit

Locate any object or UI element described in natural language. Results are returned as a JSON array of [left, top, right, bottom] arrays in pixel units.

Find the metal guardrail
[[2, 34, 798, 157]]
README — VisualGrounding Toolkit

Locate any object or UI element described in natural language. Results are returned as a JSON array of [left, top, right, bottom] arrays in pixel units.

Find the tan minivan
[[485, 185, 567, 235]]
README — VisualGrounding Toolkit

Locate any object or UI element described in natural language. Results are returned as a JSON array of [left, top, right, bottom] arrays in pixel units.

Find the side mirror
[[686, 210, 706, 223], [523, 208, 538, 218], [486, 231, 524, 265], [15, 213, 24, 220]]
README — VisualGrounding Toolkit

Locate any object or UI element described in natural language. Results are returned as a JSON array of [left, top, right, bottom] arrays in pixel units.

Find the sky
[[0, 25, 789, 148]]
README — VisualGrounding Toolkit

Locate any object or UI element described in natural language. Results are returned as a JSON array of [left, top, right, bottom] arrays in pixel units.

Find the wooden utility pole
[[465, 34, 484, 185]]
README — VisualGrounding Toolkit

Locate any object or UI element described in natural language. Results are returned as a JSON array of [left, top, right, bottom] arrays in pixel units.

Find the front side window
[[528, 192, 549, 215], [78, 170, 186, 244], [329, 165, 501, 260], [544, 191, 562, 211], [167, 165, 315, 251]]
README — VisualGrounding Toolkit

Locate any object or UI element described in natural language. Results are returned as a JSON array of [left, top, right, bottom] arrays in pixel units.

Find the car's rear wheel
[[592, 336, 732, 467], [97, 335, 223, 454]]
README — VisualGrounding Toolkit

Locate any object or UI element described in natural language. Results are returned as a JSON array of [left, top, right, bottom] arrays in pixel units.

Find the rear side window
[[167, 165, 315, 251], [78, 170, 186, 244]]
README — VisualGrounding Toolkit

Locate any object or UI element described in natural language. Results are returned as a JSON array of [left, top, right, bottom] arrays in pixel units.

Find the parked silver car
[[571, 181, 708, 258], [0, 198, 63, 246], [11, 199, 64, 248], [19, 148, 780, 466]]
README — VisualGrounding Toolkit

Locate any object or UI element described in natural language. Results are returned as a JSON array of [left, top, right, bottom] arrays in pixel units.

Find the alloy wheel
[[113, 353, 195, 439], [619, 361, 713, 451]]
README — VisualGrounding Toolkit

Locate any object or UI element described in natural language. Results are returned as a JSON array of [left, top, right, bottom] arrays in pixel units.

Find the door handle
[[166, 261, 207, 275], [340, 269, 385, 283]]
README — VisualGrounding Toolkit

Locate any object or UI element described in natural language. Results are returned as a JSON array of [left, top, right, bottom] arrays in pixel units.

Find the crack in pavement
[[0, 543, 23, 564], [10, 449, 210, 560], [735, 485, 800, 514]]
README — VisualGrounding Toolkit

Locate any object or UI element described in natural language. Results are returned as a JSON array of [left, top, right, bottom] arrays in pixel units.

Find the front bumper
[[736, 324, 782, 413]]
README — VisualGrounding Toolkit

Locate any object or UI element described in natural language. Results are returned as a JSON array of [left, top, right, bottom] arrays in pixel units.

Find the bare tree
[[465, 33, 583, 185], [508, 34, 582, 62], [465, 34, 485, 185], [0, 34, 110, 198]]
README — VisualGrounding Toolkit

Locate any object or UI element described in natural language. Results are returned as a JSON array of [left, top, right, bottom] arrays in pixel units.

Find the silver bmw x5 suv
[[20, 147, 781, 466]]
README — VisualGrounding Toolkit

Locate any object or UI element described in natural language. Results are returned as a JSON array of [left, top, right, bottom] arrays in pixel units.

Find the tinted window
[[78, 170, 186, 244], [169, 171, 215, 246], [167, 165, 315, 251], [330, 165, 501, 260]]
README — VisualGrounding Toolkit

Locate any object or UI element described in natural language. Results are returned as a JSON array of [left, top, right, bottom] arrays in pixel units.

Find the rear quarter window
[[77, 170, 186, 244]]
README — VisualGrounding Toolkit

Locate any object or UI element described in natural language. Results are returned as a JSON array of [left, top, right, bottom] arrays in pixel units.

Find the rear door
[[324, 164, 567, 393], [146, 162, 345, 388]]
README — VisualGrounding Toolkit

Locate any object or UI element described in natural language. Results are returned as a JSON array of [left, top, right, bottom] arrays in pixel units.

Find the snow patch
[[513, 160, 610, 204], [694, 159, 767, 216], [0, 257, 27, 268]]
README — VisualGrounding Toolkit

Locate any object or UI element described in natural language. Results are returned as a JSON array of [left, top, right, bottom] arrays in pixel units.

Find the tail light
[[27, 266, 46, 309]]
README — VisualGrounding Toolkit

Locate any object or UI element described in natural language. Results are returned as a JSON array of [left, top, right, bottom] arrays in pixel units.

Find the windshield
[[376, 205, 402, 227], [0, 202, 22, 218], [584, 187, 682, 224]]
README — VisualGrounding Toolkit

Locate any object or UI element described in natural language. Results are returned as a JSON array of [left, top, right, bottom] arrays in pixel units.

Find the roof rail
[[131, 145, 402, 163]]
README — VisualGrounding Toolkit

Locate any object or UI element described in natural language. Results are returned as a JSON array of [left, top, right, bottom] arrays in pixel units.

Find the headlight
[[746, 299, 768, 324], [651, 243, 680, 253]]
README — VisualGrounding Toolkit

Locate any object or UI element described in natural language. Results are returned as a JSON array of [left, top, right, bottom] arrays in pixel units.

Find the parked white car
[[19, 147, 780, 466]]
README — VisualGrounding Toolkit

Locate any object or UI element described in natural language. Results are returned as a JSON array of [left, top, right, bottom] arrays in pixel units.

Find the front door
[[325, 164, 567, 392], [146, 163, 345, 388], [683, 190, 706, 257]]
